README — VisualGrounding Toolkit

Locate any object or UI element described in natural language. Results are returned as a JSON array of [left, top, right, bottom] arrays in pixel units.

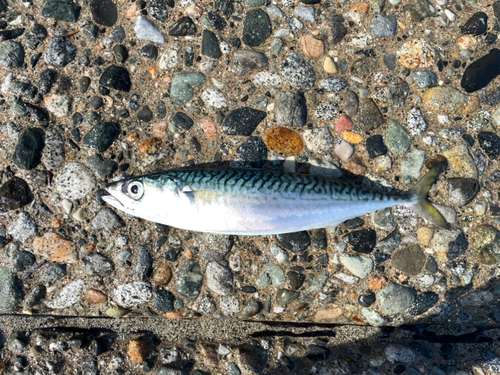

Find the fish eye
[[125, 181, 144, 200]]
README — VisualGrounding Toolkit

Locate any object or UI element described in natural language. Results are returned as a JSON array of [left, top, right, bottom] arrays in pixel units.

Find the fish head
[[102, 177, 154, 218]]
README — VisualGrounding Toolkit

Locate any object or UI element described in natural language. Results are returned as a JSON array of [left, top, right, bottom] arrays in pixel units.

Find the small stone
[[413, 71, 437, 88], [398, 38, 435, 69], [315, 102, 339, 121], [0, 177, 33, 213], [219, 295, 239, 317], [344, 229, 376, 254], [256, 265, 285, 287], [370, 15, 397, 38], [231, 50, 268, 76], [85, 288, 108, 304], [176, 260, 203, 301], [201, 88, 226, 108], [42, 0, 81, 22], [432, 228, 468, 260], [358, 293, 376, 307], [362, 308, 390, 327], [222, 107, 266, 136], [461, 12, 487, 36], [253, 72, 281, 86], [45, 32, 76, 67], [314, 308, 342, 322], [366, 135, 387, 158], [323, 56, 337, 74], [169, 17, 196, 36], [148, 0, 168, 22], [46, 279, 85, 309], [303, 127, 334, 153], [401, 148, 425, 184], [478, 132, 500, 159], [407, 108, 427, 136], [423, 86, 479, 115], [471, 225, 500, 265], [350, 58, 378, 78], [300, 35, 324, 58], [442, 143, 476, 178], [320, 77, 347, 92], [25, 24, 47, 50], [82, 253, 114, 277], [392, 245, 426, 275], [0, 268, 23, 312], [198, 296, 216, 315], [154, 290, 174, 312], [265, 128, 304, 154], [113, 282, 152, 307], [206, 262, 233, 296], [171, 73, 206, 106], [379, 283, 416, 316], [172, 112, 194, 130], [134, 16, 165, 44], [280, 53, 316, 91], [44, 94, 71, 117], [306, 271, 328, 291], [461, 49, 500, 93], [408, 292, 439, 315], [241, 298, 261, 318], [276, 288, 299, 305], [340, 255, 373, 278], [99, 65, 132, 92], [285, 16, 303, 34], [334, 139, 354, 162], [8, 212, 37, 242], [90, 0, 117, 27], [87, 154, 117, 179], [270, 244, 289, 263], [105, 306, 130, 318], [128, 339, 148, 363], [83, 122, 118, 152], [371, 208, 395, 230], [0, 41, 23, 71], [55, 162, 96, 199], [294, 6, 314, 23], [276, 91, 307, 127], [236, 137, 268, 162], [357, 99, 384, 130], [242, 9, 272, 47], [202, 30, 222, 59], [13, 128, 44, 170], [343, 90, 359, 117], [42, 129, 65, 172], [32, 232, 78, 263], [447, 178, 478, 206], [91, 207, 125, 231], [385, 344, 416, 363], [386, 120, 411, 156], [319, 19, 347, 46], [154, 261, 173, 285]]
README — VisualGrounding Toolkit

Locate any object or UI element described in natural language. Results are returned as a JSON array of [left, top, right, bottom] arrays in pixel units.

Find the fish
[[102, 163, 448, 235]]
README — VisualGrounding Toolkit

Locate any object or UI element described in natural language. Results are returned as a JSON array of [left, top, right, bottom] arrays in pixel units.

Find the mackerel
[[102, 163, 448, 235]]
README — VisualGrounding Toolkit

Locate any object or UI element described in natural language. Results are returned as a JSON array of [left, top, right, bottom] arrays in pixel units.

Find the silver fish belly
[[102, 166, 447, 235]]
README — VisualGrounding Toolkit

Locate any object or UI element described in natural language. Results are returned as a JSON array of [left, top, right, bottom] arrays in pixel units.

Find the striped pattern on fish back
[[157, 169, 407, 203]]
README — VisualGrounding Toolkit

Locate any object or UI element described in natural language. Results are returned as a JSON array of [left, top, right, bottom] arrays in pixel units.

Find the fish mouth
[[101, 193, 124, 208]]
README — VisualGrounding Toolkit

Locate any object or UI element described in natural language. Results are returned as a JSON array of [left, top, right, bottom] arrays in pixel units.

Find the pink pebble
[[336, 115, 354, 132], [334, 139, 354, 162]]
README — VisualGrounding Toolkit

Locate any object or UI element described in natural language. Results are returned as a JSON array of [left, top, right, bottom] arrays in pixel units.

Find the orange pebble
[[139, 138, 162, 154], [265, 127, 304, 154], [127, 339, 148, 363], [153, 122, 168, 137], [166, 311, 188, 319], [201, 119, 217, 141], [368, 276, 387, 290], [126, 4, 137, 17], [146, 66, 157, 79], [343, 131, 363, 144], [51, 217, 61, 228]]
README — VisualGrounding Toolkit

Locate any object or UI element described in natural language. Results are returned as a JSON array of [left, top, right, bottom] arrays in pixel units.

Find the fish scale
[[103, 164, 448, 235]]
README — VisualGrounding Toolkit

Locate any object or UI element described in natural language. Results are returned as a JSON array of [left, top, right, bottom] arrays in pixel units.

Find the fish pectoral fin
[[181, 189, 217, 204]]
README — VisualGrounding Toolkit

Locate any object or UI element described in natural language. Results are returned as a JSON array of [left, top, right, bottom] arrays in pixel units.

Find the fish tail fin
[[407, 162, 449, 229]]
